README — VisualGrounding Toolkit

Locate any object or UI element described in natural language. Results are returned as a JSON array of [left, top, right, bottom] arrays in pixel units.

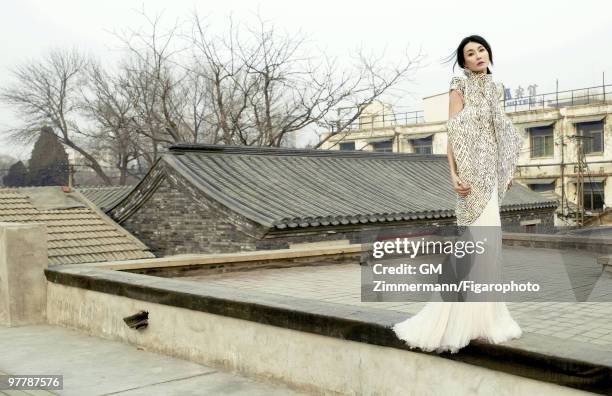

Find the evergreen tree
[[3, 161, 28, 187], [28, 126, 69, 186]]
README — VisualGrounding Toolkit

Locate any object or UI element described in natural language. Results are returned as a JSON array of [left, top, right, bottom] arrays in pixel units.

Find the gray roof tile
[[143, 144, 558, 230], [0, 187, 154, 265], [77, 185, 134, 211]]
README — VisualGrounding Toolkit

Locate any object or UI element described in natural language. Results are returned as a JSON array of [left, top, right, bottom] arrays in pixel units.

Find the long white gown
[[391, 178, 523, 354]]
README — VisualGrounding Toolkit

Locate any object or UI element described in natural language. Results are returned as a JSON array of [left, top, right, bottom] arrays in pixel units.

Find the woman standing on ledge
[[392, 35, 523, 354]]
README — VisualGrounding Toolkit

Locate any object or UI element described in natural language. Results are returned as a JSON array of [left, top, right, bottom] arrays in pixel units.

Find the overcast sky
[[1, 0, 611, 160]]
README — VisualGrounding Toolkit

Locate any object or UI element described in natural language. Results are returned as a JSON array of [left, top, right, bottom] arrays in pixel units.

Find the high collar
[[463, 67, 492, 83]]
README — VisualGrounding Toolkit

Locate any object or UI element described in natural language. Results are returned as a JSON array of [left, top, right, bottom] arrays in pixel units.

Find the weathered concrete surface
[[0, 324, 310, 396], [503, 232, 612, 254], [598, 255, 612, 273], [46, 282, 593, 396], [0, 222, 47, 326]]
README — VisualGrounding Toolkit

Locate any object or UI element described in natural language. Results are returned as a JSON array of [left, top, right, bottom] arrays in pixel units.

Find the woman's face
[[462, 41, 489, 73]]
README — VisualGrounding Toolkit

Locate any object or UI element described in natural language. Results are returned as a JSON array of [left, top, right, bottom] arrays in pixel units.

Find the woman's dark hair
[[443, 35, 493, 74]]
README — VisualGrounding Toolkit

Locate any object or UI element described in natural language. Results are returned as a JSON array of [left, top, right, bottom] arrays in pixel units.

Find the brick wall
[[501, 209, 556, 233], [256, 210, 555, 251], [117, 169, 265, 256], [256, 222, 455, 250]]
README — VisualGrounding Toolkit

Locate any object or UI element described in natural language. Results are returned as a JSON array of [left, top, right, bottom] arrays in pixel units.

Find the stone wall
[[0, 222, 47, 326], [116, 168, 265, 256], [258, 211, 556, 251], [256, 222, 455, 250], [501, 208, 556, 233]]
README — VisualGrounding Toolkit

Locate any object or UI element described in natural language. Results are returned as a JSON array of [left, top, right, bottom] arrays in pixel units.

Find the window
[[582, 182, 604, 211], [530, 182, 555, 192], [576, 121, 604, 154], [411, 136, 433, 154], [339, 141, 355, 151], [529, 126, 554, 158], [524, 224, 537, 233], [371, 140, 393, 152]]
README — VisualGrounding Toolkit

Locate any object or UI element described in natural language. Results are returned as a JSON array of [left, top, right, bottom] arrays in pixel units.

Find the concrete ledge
[[72, 232, 611, 275], [44, 265, 612, 394], [503, 232, 612, 254], [597, 255, 612, 274], [76, 244, 361, 277], [46, 282, 588, 396]]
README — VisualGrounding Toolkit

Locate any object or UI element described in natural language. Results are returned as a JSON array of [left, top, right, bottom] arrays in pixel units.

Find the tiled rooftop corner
[[0, 187, 154, 265]]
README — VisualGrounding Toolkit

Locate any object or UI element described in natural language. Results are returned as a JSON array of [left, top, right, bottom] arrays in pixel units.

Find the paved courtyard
[[183, 245, 612, 351], [0, 325, 311, 396]]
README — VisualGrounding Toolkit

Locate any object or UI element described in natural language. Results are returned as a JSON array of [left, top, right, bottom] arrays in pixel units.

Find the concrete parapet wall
[[0, 222, 48, 326], [503, 232, 612, 254], [46, 282, 589, 395]]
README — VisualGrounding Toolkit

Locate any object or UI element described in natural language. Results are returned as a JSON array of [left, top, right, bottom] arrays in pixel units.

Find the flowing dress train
[[391, 180, 522, 354]]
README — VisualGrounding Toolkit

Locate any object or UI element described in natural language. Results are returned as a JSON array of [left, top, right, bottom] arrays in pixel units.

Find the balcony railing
[[329, 83, 612, 133], [329, 110, 424, 133], [503, 84, 612, 112]]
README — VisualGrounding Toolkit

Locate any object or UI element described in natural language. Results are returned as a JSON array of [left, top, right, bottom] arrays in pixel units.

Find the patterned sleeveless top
[[446, 68, 522, 226]]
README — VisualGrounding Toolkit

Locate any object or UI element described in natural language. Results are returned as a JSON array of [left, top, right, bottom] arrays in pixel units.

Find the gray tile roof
[[0, 187, 154, 265], [77, 185, 134, 212], [537, 189, 578, 212], [126, 144, 557, 230]]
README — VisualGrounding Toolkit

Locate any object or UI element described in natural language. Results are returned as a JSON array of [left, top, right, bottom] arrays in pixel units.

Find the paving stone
[[182, 245, 612, 352]]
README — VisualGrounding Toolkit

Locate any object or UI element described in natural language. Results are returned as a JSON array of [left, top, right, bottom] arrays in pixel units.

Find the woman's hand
[[507, 179, 513, 189], [451, 174, 471, 197]]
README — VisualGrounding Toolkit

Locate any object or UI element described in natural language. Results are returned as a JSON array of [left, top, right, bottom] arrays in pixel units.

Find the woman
[[391, 35, 523, 354]]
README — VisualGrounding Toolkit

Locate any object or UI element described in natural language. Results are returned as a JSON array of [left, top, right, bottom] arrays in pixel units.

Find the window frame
[[371, 140, 393, 152], [529, 126, 554, 158], [338, 141, 356, 151], [411, 136, 433, 155], [582, 181, 605, 211], [576, 120, 604, 155]]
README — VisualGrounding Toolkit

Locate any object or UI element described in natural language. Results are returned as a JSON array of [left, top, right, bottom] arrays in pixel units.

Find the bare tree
[[113, 8, 214, 160], [1, 8, 423, 187], [81, 61, 142, 184], [0, 48, 114, 184], [188, 10, 424, 149], [312, 44, 424, 150]]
